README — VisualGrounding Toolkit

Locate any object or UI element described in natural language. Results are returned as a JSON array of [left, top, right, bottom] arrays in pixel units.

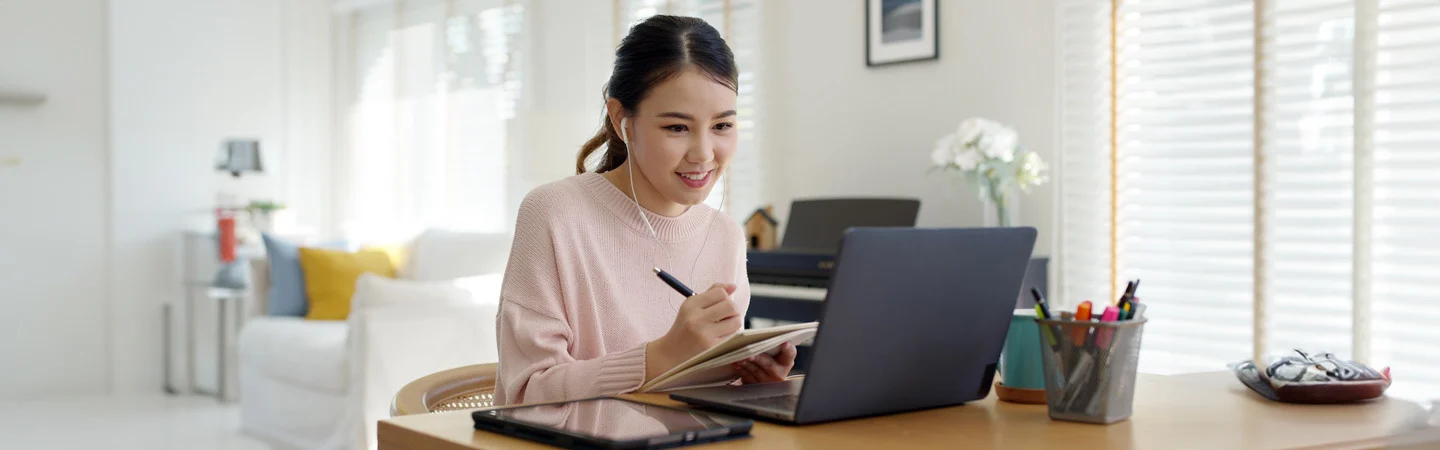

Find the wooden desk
[[379, 372, 1431, 450]]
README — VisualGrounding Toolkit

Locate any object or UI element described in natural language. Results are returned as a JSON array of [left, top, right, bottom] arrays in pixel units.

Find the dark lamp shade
[[217, 139, 263, 177]]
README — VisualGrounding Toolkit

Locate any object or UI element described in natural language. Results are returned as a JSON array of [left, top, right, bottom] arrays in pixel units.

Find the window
[[1261, 0, 1356, 364], [1117, 0, 1257, 373], [336, 0, 765, 242], [1057, 0, 1113, 330], [1372, 0, 1440, 401], [338, 0, 525, 241], [1058, 0, 1440, 401]]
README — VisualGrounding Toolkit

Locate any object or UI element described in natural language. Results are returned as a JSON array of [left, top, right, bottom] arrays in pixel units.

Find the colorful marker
[[1073, 301, 1093, 346], [1098, 306, 1120, 348]]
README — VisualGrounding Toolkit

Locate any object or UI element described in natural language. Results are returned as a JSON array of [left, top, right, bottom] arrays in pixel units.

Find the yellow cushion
[[361, 242, 410, 273], [298, 247, 396, 320]]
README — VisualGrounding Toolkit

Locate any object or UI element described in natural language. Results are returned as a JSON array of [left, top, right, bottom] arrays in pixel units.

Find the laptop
[[670, 227, 1037, 424]]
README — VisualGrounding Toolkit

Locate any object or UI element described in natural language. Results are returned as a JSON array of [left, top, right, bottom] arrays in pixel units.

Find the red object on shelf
[[217, 209, 237, 263]]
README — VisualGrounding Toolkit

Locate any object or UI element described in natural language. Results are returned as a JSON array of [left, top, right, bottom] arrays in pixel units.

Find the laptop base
[[670, 379, 803, 423]]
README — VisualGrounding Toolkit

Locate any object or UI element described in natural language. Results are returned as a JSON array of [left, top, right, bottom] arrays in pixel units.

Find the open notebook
[[638, 322, 819, 393]]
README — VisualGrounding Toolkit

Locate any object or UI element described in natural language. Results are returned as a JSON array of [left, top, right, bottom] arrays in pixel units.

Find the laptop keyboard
[[735, 394, 799, 411]]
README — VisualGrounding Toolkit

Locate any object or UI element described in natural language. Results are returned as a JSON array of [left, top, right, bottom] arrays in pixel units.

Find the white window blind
[[1260, 0, 1356, 359], [1372, 0, 1440, 401], [718, 0, 764, 221], [339, 0, 525, 241], [1062, 0, 1440, 402], [1057, 0, 1113, 313], [1115, 0, 1256, 373], [619, 0, 763, 218]]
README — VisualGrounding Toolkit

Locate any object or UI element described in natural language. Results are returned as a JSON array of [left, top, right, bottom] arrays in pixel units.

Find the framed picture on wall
[[866, 0, 938, 66]]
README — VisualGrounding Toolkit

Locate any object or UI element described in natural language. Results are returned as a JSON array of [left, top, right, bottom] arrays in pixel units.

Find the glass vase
[[984, 189, 1017, 228]]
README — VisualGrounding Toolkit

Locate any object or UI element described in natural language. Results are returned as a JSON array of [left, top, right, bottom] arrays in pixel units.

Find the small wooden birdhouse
[[745, 205, 779, 250]]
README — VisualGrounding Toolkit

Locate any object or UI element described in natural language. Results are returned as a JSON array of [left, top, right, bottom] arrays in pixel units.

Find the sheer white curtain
[[337, 0, 524, 243]]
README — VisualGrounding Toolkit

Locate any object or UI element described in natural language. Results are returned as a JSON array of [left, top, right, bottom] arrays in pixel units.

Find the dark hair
[[576, 15, 739, 174]]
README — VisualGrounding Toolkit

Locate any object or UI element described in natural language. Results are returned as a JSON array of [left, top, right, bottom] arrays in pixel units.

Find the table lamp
[[217, 139, 263, 177]]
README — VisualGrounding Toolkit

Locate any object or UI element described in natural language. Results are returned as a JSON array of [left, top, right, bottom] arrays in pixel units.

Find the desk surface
[[378, 372, 1430, 450]]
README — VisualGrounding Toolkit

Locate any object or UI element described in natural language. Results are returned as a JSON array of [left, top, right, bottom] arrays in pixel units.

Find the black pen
[[1118, 280, 1136, 312], [1031, 288, 1052, 318], [1032, 288, 1061, 351], [653, 267, 694, 297]]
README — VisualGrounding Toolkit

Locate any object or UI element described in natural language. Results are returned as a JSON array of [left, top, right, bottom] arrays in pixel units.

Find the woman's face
[[613, 69, 738, 209]]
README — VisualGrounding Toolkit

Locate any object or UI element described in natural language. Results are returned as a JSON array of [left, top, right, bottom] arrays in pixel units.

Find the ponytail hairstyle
[[575, 15, 739, 174]]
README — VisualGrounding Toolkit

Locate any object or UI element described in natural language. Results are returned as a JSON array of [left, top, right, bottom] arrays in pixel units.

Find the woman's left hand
[[733, 342, 797, 384]]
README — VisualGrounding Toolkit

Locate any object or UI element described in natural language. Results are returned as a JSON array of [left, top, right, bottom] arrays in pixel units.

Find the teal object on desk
[[1001, 309, 1046, 389]]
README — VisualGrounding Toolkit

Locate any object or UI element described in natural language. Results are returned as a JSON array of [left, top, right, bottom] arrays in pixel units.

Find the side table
[[163, 286, 248, 401]]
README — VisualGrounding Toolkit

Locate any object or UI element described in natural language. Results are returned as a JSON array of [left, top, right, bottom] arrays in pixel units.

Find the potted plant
[[246, 200, 286, 233]]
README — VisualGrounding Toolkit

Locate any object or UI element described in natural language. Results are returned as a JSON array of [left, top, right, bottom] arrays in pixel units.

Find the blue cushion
[[262, 233, 308, 316]]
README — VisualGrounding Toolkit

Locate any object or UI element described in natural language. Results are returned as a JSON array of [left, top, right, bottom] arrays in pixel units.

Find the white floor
[[0, 394, 270, 450]]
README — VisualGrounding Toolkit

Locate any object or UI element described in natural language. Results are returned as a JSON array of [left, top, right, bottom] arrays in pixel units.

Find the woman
[[494, 15, 795, 405]]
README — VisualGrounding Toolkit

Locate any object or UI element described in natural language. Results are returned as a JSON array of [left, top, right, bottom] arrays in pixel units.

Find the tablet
[[472, 397, 753, 449]]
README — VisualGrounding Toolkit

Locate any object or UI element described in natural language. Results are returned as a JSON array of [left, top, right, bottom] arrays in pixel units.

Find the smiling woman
[[492, 15, 793, 406], [598, 70, 738, 215]]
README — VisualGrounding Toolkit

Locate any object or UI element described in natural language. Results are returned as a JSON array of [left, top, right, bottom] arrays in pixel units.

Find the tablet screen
[[481, 398, 740, 443]]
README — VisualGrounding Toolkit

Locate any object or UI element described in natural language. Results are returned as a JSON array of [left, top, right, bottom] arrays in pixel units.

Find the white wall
[[108, 0, 332, 394], [0, 0, 112, 399], [759, 0, 1059, 259]]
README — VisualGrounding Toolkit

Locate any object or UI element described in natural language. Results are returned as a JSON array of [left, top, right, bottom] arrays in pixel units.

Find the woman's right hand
[[645, 283, 742, 380]]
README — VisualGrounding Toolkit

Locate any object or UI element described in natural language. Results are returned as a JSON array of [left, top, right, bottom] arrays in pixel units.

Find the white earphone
[[620, 117, 661, 241], [619, 117, 630, 145], [618, 114, 724, 310]]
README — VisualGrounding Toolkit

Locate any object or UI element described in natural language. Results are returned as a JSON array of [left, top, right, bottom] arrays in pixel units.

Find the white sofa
[[238, 230, 510, 450]]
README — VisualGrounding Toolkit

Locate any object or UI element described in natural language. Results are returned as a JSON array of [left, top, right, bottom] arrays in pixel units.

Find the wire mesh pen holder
[[1034, 318, 1147, 424]]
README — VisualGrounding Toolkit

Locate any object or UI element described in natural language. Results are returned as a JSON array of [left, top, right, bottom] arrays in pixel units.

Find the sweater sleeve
[[493, 191, 648, 405]]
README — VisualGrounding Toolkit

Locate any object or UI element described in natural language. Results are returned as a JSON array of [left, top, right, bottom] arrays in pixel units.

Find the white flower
[[957, 118, 989, 147], [930, 132, 981, 172], [1015, 150, 1049, 192], [982, 126, 1018, 162], [954, 149, 982, 171], [956, 118, 1018, 163], [933, 118, 1027, 179], [931, 146, 950, 167], [931, 134, 958, 167]]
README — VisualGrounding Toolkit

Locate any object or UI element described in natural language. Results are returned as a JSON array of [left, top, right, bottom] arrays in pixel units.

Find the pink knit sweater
[[494, 172, 750, 405]]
